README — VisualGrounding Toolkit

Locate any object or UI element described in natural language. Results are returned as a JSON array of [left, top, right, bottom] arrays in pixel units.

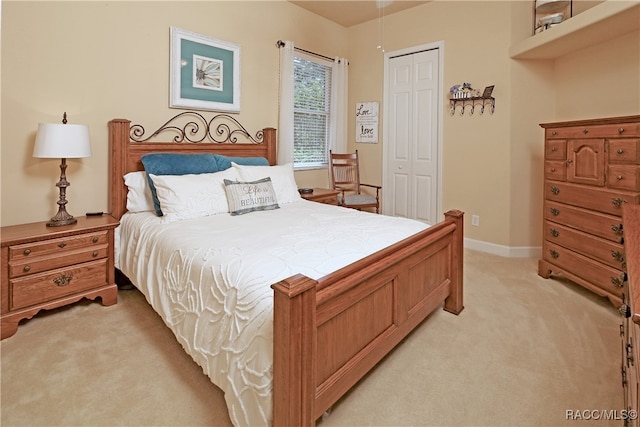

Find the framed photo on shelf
[[170, 27, 240, 112]]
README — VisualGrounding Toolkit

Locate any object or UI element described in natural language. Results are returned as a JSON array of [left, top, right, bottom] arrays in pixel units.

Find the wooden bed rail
[[271, 209, 464, 426]]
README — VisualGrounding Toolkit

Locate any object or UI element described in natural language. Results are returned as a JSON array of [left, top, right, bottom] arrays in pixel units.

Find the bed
[[108, 112, 464, 427]]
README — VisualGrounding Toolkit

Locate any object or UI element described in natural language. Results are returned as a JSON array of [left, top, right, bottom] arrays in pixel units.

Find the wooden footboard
[[272, 210, 464, 426]]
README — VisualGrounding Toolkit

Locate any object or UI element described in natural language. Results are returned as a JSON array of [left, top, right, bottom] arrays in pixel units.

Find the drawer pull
[[551, 131, 557, 136], [23, 265, 31, 273], [550, 249, 559, 259], [612, 198, 627, 208], [550, 146, 557, 152], [611, 251, 626, 263], [23, 249, 31, 256], [550, 167, 556, 172], [92, 251, 99, 257], [58, 242, 67, 249], [92, 236, 99, 243], [617, 175, 623, 181], [53, 273, 73, 287], [612, 276, 625, 288], [582, 128, 589, 134], [550, 208, 560, 216], [619, 127, 625, 134], [617, 148, 625, 155], [549, 229, 559, 237], [550, 186, 560, 195], [612, 224, 624, 235], [566, 159, 573, 164]]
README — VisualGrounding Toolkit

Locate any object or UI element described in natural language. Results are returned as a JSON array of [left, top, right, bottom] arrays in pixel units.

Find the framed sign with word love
[[355, 101, 378, 143]]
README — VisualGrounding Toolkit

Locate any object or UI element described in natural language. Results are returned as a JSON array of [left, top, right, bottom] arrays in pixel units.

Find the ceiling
[[289, 1, 430, 28]]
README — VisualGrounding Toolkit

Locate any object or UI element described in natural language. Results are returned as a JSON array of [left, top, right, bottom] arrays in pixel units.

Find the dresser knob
[[550, 167, 556, 172], [550, 186, 560, 195], [23, 249, 31, 256], [550, 249, 559, 259], [551, 146, 557, 152], [619, 127, 625, 134], [551, 131, 557, 136], [92, 236, 99, 243], [611, 251, 625, 263], [566, 159, 573, 164], [617, 148, 624, 155], [92, 251, 99, 257], [582, 128, 589, 134], [549, 229, 559, 237], [23, 265, 31, 272], [58, 242, 67, 248], [550, 208, 560, 216], [612, 276, 624, 288], [612, 224, 624, 235], [617, 175, 623, 181]]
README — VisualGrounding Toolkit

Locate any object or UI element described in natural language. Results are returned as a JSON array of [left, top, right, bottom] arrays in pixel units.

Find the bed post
[[262, 127, 277, 165], [271, 274, 318, 427], [443, 209, 464, 315], [108, 119, 131, 220]]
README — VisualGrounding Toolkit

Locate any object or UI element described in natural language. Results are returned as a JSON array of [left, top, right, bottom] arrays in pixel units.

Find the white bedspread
[[116, 200, 428, 426]]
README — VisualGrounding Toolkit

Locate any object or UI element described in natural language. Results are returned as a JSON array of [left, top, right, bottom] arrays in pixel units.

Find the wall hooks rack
[[449, 97, 495, 116]]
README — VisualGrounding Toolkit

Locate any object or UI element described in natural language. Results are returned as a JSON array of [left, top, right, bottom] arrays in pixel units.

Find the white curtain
[[329, 57, 348, 154], [277, 41, 295, 165]]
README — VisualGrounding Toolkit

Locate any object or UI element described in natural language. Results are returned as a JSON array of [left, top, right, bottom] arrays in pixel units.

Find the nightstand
[[1, 215, 119, 339], [300, 188, 340, 205]]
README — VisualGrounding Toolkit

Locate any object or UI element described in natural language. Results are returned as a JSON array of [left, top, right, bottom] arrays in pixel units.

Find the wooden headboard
[[108, 112, 277, 220]]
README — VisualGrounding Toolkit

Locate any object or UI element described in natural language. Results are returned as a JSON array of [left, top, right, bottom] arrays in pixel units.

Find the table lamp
[[33, 112, 91, 227]]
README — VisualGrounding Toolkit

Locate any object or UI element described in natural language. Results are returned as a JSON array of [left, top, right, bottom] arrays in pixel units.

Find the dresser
[[538, 115, 640, 306], [621, 204, 640, 426], [1, 215, 119, 339]]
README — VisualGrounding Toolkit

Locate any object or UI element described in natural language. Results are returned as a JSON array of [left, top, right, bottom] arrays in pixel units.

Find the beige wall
[[2, 1, 639, 253]]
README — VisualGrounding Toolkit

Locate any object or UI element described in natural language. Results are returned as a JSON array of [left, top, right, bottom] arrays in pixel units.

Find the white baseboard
[[464, 238, 542, 258]]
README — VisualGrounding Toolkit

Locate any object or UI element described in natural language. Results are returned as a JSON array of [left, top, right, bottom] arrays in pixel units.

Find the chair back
[[329, 150, 362, 194]]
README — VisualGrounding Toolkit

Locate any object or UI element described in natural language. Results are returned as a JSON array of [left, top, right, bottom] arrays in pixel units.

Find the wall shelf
[[510, 1, 640, 59], [449, 97, 495, 116]]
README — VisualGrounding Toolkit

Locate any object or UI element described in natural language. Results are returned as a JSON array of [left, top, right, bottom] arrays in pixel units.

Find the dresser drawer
[[545, 181, 640, 216], [545, 160, 567, 181], [544, 201, 624, 243], [9, 259, 109, 310], [8, 231, 108, 260], [543, 241, 625, 297], [9, 245, 108, 278], [546, 122, 640, 139], [609, 139, 640, 164], [544, 221, 625, 269], [545, 140, 566, 160], [608, 165, 640, 191]]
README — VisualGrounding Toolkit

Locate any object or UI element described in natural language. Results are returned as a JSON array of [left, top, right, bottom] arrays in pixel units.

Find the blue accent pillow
[[141, 153, 220, 216], [214, 154, 269, 171]]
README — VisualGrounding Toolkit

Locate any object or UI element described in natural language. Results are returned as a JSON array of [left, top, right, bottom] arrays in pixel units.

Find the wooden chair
[[329, 150, 381, 213]]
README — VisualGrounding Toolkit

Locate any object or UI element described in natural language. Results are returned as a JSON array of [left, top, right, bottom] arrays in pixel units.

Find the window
[[293, 53, 333, 169]]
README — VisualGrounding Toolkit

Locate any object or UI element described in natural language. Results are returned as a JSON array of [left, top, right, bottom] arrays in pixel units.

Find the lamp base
[[46, 208, 77, 227]]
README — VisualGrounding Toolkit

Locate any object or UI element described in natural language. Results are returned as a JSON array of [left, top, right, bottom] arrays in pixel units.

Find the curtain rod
[[276, 40, 335, 62]]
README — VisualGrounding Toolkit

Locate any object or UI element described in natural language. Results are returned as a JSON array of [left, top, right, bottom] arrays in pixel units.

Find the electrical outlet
[[471, 215, 480, 226]]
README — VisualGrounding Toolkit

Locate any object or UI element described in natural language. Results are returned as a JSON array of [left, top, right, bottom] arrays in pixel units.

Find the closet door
[[384, 47, 440, 224]]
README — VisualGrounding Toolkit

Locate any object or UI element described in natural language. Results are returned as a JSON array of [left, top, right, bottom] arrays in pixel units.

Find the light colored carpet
[[1, 250, 622, 427]]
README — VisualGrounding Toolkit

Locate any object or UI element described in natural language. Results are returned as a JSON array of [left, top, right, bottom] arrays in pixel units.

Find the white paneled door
[[383, 44, 442, 225]]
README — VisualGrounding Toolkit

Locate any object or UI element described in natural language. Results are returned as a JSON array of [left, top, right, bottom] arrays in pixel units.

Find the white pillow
[[124, 171, 155, 213], [149, 168, 239, 223], [231, 162, 302, 204], [223, 177, 280, 216]]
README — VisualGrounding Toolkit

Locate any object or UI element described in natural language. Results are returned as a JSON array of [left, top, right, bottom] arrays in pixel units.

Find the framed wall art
[[170, 27, 240, 112]]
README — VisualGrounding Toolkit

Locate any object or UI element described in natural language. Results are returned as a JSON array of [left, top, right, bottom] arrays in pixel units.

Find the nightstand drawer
[[8, 231, 108, 260], [9, 245, 108, 278], [9, 259, 108, 310]]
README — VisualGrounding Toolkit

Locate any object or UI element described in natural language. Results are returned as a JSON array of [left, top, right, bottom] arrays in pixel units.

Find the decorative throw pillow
[[149, 167, 239, 223], [223, 177, 280, 216], [123, 171, 155, 213], [141, 152, 220, 216], [231, 162, 302, 204]]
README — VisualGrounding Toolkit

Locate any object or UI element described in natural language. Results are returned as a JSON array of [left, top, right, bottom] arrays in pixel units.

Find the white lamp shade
[[33, 123, 92, 158], [536, 0, 570, 13]]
